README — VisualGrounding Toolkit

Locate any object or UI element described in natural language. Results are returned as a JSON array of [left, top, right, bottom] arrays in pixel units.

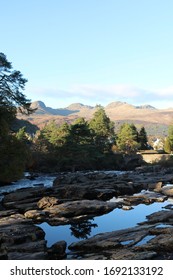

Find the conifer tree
[[116, 123, 140, 153], [89, 106, 115, 152], [138, 126, 148, 150], [0, 53, 33, 183]]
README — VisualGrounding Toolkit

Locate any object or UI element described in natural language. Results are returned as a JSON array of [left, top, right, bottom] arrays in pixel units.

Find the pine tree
[[138, 126, 148, 150], [116, 123, 140, 153], [168, 125, 173, 151], [89, 106, 115, 152], [164, 137, 171, 153], [0, 53, 34, 183]]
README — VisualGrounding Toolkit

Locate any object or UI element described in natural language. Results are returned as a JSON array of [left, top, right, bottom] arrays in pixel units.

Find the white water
[[0, 173, 56, 201]]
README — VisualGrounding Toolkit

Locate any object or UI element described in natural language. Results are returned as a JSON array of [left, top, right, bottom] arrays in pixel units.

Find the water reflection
[[70, 220, 98, 239], [38, 200, 171, 248]]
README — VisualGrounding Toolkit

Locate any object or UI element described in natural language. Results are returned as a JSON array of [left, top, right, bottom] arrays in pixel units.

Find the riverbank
[[0, 166, 173, 259]]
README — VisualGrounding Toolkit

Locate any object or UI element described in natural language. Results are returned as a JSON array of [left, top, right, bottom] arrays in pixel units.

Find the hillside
[[17, 100, 173, 136]]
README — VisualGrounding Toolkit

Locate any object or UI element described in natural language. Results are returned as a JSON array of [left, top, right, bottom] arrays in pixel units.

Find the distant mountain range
[[17, 100, 173, 137]]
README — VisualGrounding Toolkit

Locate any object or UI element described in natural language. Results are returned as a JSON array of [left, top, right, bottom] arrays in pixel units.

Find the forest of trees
[[1, 53, 173, 184]]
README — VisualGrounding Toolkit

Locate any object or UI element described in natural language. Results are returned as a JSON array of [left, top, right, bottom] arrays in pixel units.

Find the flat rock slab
[[24, 199, 119, 225], [68, 225, 157, 259], [123, 191, 167, 206], [140, 209, 173, 224], [68, 207, 173, 260], [69, 225, 153, 251], [0, 214, 47, 260]]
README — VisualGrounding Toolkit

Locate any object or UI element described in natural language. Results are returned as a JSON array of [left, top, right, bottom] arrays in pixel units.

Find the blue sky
[[1, 0, 173, 108]]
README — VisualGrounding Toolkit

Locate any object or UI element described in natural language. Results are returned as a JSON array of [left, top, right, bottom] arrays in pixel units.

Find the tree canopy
[[116, 123, 140, 153], [0, 53, 32, 116], [89, 106, 115, 152], [0, 53, 33, 184]]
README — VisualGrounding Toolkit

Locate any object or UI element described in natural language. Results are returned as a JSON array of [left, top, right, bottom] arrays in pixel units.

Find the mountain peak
[[105, 101, 134, 109], [66, 103, 93, 110], [135, 104, 156, 110], [30, 100, 46, 109]]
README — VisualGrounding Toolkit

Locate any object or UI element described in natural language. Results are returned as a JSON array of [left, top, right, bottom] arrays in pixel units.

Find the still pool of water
[[37, 199, 171, 249]]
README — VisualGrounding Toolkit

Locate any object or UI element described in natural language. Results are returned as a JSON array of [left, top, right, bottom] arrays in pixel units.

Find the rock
[[135, 227, 173, 253], [8, 252, 47, 260], [163, 204, 173, 210], [123, 191, 167, 206], [46, 200, 118, 219], [68, 225, 156, 259], [2, 186, 51, 212], [140, 209, 173, 224], [68, 204, 173, 260], [0, 210, 17, 218], [0, 214, 47, 260], [47, 241, 67, 259], [24, 209, 47, 221], [122, 205, 133, 210], [2, 168, 173, 260], [148, 182, 163, 192], [37, 196, 59, 209], [161, 185, 173, 196], [24, 200, 119, 225]]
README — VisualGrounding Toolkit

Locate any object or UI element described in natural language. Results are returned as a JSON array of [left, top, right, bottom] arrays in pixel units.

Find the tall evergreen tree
[[0, 53, 33, 183], [116, 123, 140, 153], [61, 118, 95, 171], [138, 126, 148, 150], [168, 125, 173, 151], [164, 137, 171, 153], [89, 106, 115, 152], [0, 53, 32, 118]]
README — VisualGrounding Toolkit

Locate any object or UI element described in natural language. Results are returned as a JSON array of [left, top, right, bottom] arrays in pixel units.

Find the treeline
[[29, 107, 149, 173], [1, 53, 173, 184]]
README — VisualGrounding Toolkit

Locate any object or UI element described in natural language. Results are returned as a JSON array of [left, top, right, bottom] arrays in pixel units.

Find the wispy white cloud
[[25, 84, 173, 109], [155, 86, 173, 97]]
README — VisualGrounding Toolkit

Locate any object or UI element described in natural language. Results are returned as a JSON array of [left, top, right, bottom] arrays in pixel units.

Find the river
[[0, 172, 172, 252]]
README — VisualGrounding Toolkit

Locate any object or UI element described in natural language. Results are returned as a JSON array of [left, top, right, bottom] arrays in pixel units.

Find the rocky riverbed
[[1, 166, 173, 260]]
